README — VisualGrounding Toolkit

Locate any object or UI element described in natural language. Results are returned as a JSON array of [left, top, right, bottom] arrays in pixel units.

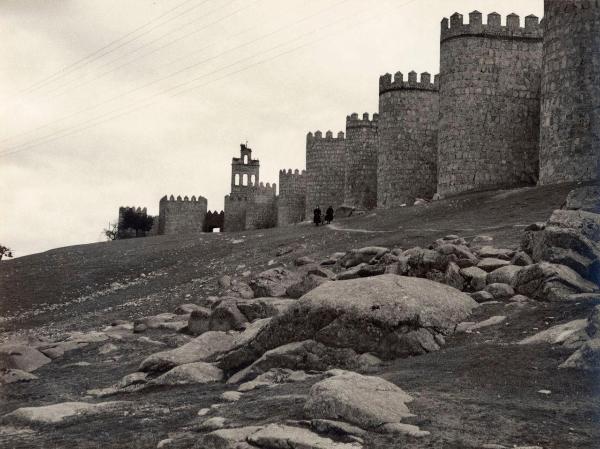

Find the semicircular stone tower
[[305, 130, 346, 217], [344, 112, 379, 210], [378, 71, 440, 208], [437, 12, 543, 197], [539, 0, 600, 184]]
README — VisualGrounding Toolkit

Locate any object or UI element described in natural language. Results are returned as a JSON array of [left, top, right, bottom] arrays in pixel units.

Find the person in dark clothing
[[324, 206, 334, 224], [313, 206, 322, 226]]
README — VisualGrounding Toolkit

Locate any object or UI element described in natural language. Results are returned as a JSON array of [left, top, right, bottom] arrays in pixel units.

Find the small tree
[[0, 245, 13, 261], [103, 221, 119, 241], [120, 209, 154, 237]]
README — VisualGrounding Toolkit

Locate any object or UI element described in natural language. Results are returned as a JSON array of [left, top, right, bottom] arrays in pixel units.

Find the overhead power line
[[21, 0, 212, 94], [1, 0, 419, 158]]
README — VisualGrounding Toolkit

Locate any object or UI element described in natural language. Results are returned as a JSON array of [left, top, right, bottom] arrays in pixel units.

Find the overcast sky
[[0, 0, 543, 257]]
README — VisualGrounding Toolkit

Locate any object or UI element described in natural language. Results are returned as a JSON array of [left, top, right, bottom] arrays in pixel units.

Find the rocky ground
[[1, 182, 599, 449]]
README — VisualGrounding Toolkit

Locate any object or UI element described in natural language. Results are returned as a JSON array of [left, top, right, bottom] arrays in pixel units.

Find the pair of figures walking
[[313, 205, 333, 226]]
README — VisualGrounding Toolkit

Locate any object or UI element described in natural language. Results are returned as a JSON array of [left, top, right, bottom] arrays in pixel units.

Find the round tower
[[305, 130, 346, 218], [539, 0, 600, 184], [377, 71, 439, 208], [344, 112, 378, 210], [437, 12, 543, 197]]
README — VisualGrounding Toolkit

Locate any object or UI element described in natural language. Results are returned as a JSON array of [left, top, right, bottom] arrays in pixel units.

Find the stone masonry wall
[[539, 0, 600, 184], [344, 113, 379, 210], [245, 183, 278, 230], [278, 169, 307, 226], [158, 195, 208, 235], [305, 130, 346, 218], [224, 194, 248, 232], [437, 12, 543, 197], [378, 72, 439, 208]]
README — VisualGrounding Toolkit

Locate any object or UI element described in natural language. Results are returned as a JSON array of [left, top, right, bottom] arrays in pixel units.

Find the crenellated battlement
[[441, 11, 543, 42], [346, 112, 379, 128], [160, 194, 207, 204], [306, 130, 345, 142], [279, 168, 306, 178], [379, 71, 439, 95], [119, 206, 148, 214]]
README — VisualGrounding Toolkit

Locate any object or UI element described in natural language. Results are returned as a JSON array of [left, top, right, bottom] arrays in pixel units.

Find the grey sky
[[0, 0, 543, 257]]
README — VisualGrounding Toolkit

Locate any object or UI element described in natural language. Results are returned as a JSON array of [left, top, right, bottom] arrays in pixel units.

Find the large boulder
[[209, 301, 248, 332], [401, 247, 453, 278], [560, 339, 600, 371], [513, 262, 598, 301], [4, 401, 130, 424], [486, 265, 522, 286], [140, 331, 236, 372], [227, 340, 360, 384], [339, 247, 390, 269], [304, 371, 414, 429], [247, 424, 360, 449], [0, 345, 51, 372], [518, 319, 588, 348], [249, 268, 302, 297], [460, 266, 488, 292], [435, 244, 478, 268], [219, 274, 477, 372]]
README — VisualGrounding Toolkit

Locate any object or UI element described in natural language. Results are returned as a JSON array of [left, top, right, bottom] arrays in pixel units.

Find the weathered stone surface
[[187, 307, 212, 335], [587, 305, 600, 338], [0, 369, 38, 384], [200, 426, 263, 449], [237, 368, 313, 392], [436, 244, 479, 267], [174, 303, 204, 315], [380, 422, 430, 437], [209, 301, 248, 332], [456, 316, 507, 333], [140, 331, 236, 372], [248, 423, 361, 449], [295, 256, 316, 266], [5, 401, 130, 424], [118, 372, 148, 388], [564, 186, 600, 213], [470, 291, 494, 303], [0, 345, 51, 373], [476, 246, 515, 261], [402, 247, 453, 277], [286, 275, 329, 299], [304, 371, 414, 429], [219, 275, 477, 372], [519, 319, 588, 348], [460, 266, 488, 292], [477, 258, 511, 272], [250, 268, 302, 298], [227, 340, 360, 384], [336, 263, 385, 280], [224, 280, 255, 299], [310, 419, 366, 437], [445, 262, 465, 290], [513, 262, 598, 301], [487, 265, 522, 286], [511, 251, 534, 267], [484, 283, 515, 301], [339, 247, 390, 269], [151, 362, 223, 385], [559, 339, 600, 371], [235, 298, 296, 321]]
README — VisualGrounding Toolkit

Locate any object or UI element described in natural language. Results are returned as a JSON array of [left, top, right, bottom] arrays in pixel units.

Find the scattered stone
[[98, 343, 118, 355], [201, 426, 263, 449], [187, 307, 212, 335], [336, 263, 385, 280], [118, 372, 148, 388], [567, 293, 600, 304], [445, 262, 465, 290], [40, 346, 64, 360], [518, 319, 587, 347], [218, 275, 232, 289], [248, 423, 361, 449], [380, 422, 430, 437], [476, 246, 515, 260], [513, 262, 598, 301], [471, 291, 494, 303], [221, 391, 242, 402], [485, 283, 515, 300], [460, 266, 488, 291], [174, 303, 204, 315], [0, 345, 51, 373], [235, 298, 295, 321], [310, 419, 366, 437], [469, 235, 494, 248], [198, 408, 210, 416], [0, 369, 38, 384], [199, 416, 227, 431], [295, 256, 316, 266], [250, 268, 302, 297], [537, 389, 551, 395], [456, 316, 507, 333], [305, 371, 414, 430], [339, 247, 390, 268], [286, 275, 329, 299], [4, 401, 130, 424], [559, 338, 600, 370], [227, 340, 360, 384], [509, 294, 530, 303], [140, 331, 236, 372], [477, 258, 511, 272], [151, 362, 223, 386], [511, 251, 534, 266], [224, 280, 254, 299], [156, 438, 172, 448], [486, 265, 522, 286], [209, 301, 248, 332]]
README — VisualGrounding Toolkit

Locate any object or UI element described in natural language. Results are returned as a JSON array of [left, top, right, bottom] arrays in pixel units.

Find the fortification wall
[[245, 183, 278, 230], [305, 130, 346, 218], [437, 12, 543, 197], [539, 0, 600, 184], [204, 210, 224, 232], [378, 72, 439, 208], [344, 113, 379, 210], [158, 195, 207, 235], [224, 194, 248, 232], [278, 169, 307, 226], [117, 206, 153, 239]]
